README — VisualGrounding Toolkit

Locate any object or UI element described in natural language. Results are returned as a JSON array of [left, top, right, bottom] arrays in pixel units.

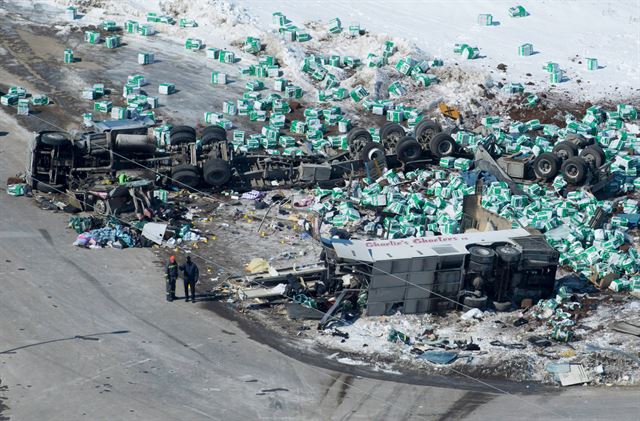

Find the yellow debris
[[438, 103, 461, 120]]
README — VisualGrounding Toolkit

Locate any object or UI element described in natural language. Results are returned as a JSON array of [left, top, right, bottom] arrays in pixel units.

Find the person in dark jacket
[[180, 256, 199, 302], [165, 255, 179, 302]]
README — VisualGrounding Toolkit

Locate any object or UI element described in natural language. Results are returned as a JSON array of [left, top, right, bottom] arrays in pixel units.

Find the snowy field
[[39, 0, 640, 103]]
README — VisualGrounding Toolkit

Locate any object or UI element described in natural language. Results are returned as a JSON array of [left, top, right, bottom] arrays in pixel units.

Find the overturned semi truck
[[25, 118, 465, 197]]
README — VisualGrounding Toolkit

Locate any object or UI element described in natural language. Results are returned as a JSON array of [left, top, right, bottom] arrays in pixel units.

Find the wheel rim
[[368, 149, 384, 161], [539, 159, 552, 175], [419, 128, 435, 144], [386, 132, 402, 148], [475, 248, 490, 256], [565, 164, 578, 177], [582, 153, 595, 166], [557, 150, 569, 160], [94, 200, 107, 215], [438, 141, 453, 156]]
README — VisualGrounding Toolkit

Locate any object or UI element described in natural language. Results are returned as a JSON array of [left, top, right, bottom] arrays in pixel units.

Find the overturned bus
[[331, 227, 559, 316]]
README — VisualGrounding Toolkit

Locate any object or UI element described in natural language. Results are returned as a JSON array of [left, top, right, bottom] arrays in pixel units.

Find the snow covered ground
[[39, 0, 640, 103]]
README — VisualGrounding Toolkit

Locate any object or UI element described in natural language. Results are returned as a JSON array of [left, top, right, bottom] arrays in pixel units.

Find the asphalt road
[[0, 2, 639, 419]]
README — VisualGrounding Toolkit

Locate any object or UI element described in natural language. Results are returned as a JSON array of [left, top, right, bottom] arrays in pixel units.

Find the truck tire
[[203, 158, 231, 187], [380, 123, 405, 149], [172, 163, 200, 176], [170, 125, 196, 137], [463, 295, 488, 309], [468, 260, 493, 274], [533, 152, 560, 180], [396, 137, 422, 162], [360, 141, 385, 162], [496, 245, 521, 263], [561, 156, 588, 185], [202, 125, 227, 140], [415, 119, 442, 148], [93, 198, 109, 215], [552, 141, 579, 160], [170, 131, 196, 146], [468, 246, 495, 264], [579, 145, 605, 168], [202, 131, 226, 145], [40, 132, 71, 147], [429, 133, 456, 157], [347, 127, 373, 144], [171, 170, 201, 189]]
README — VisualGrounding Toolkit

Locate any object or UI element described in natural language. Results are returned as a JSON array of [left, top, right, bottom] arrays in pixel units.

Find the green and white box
[[206, 48, 220, 59], [31, 94, 49, 105], [102, 20, 117, 31], [185, 38, 202, 51], [158, 83, 175, 95], [219, 50, 235, 63], [328, 17, 342, 33], [179, 18, 198, 28], [462, 46, 480, 59], [111, 106, 128, 119], [586, 58, 598, 70], [388, 81, 406, 98], [66, 6, 77, 19], [84, 31, 101, 44], [94, 100, 112, 113], [138, 52, 154, 65], [518, 43, 533, 56], [550, 70, 564, 83], [349, 85, 369, 102], [508, 5, 527, 17], [542, 62, 559, 72], [477, 14, 493, 25], [211, 71, 227, 85], [82, 88, 96, 100], [64, 49, 74, 63], [17, 99, 29, 115], [125, 20, 139, 33], [105, 35, 121, 49], [138, 25, 155, 36]]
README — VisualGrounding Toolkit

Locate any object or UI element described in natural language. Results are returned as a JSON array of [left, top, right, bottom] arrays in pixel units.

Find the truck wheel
[[463, 295, 488, 309], [202, 125, 227, 140], [496, 245, 521, 263], [468, 246, 495, 264], [347, 127, 373, 144], [396, 137, 422, 162], [170, 125, 196, 137], [415, 119, 442, 148], [380, 123, 405, 149], [171, 170, 201, 189], [533, 152, 560, 180], [561, 156, 588, 185], [41, 132, 71, 147], [552, 141, 579, 160], [170, 131, 196, 146], [468, 260, 493, 274], [202, 131, 226, 145], [579, 145, 605, 168], [203, 159, 231, 187], [429, 133, 456, 157], [93, 199, 109, 215], [171, 164, 200, 189], [360, 141, 385, 162]]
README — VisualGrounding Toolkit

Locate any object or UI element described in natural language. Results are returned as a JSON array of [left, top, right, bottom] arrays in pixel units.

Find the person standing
[[165, 255, 178, 302], [180, 256, 199, 302]]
